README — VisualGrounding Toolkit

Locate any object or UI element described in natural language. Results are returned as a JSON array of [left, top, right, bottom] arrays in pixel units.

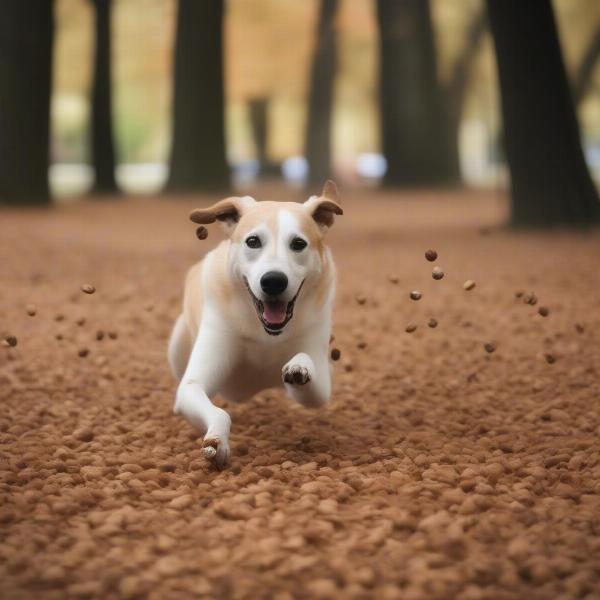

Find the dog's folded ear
[[304, 180, 343, 230], [190, 196, 256, 233]]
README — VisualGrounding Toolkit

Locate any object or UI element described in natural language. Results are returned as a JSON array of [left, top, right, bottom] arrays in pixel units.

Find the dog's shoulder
[[183, 241, 234, 335]]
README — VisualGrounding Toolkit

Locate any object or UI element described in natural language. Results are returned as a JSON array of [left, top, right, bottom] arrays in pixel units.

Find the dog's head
[[190, 181, 342, 336]]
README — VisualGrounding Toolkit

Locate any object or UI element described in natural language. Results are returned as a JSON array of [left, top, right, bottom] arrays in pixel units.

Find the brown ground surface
[[1, 188, 600, 600]]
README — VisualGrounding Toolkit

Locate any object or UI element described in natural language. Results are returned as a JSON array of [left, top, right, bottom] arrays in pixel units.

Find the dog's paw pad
[[282, 365, 311, 385]]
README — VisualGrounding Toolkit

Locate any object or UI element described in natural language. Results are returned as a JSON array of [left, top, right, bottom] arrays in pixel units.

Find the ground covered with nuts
[[1, 188, 600, 599]]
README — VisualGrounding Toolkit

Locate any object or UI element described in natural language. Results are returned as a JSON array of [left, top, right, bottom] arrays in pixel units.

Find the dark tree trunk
[[376, 0, 449, 186], [442, 10, 487, 183], [573, 26, 600, 106], [90, 0, 118, 195], [304, 0, 338, 186], [487, 0, 599, 227], [0, 1, 54, 205], [166, 0, 229, 192], [249, 98, 269, 169]]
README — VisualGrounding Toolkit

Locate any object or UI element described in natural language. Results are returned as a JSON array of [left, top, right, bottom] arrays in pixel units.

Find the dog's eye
[[245, 236, 262, 249], [290, 237, 307, 252]]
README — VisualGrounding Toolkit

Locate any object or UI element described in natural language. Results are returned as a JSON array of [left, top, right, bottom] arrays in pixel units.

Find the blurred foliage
[[52, 0, 600, 166]]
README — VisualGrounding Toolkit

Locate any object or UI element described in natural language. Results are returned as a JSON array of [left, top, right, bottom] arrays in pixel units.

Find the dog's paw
[[202, 437, 230, 469], [282, 364, 311, 386]]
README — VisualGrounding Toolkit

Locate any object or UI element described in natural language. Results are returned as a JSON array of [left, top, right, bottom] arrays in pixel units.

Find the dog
[[167, 181, 343, 466]]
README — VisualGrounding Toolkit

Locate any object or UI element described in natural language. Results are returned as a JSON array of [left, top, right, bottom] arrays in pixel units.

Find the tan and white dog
[[168, 181, 343, 466]]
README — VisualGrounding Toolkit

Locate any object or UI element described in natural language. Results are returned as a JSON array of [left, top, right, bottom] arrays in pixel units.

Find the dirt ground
[[1, 187, 600, 600]]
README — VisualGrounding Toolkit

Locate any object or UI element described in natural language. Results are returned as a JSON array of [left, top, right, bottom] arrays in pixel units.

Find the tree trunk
[[249, 98, 269, 169], [442, 10, 487, 183], [0, 1, 54, 205], [376, 0, 449, 186], [304, 0, 338, 186], [90, 0, 119, 195], [487, 0, 599, 227], [573, 26, 600, 106], [166, 0, 229, 192]]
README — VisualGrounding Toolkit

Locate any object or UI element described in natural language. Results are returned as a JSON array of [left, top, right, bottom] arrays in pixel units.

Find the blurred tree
[[304, 0, 338, 186], [166, 0, 229, 192], [442, 10, 487, 182], [249, 98, 269, 173], [573, 25, 600, 106], [248, 97, 279, 177], [90, 0, 119, 195], [376, 0, 452, 186], [488, 0, 599, 226], [0, 1, 54, 205]]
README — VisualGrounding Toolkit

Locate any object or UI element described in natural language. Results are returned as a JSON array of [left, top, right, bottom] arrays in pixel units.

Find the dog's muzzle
[[244, 277, 304, 336]]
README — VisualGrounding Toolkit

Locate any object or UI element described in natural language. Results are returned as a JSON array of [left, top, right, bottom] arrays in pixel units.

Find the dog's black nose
[[260, 271, 288, 297]]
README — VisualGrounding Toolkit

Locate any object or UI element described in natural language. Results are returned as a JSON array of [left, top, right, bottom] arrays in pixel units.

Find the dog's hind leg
[[174, 324, 234, 468], [167, 314, 192, 381], [282, 350, 331, 409]]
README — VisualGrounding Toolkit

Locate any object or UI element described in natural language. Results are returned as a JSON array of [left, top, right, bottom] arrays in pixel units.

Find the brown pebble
[[55, 333, 63, 341], [355, 294, 366, 305], [96, 330, 105, 341], [484, 342, 496, 354], [356, 341, 367, 350], [515, 290, 524, 298], [574, 323, 585, 334], [463, 280, 476, 291], [544, 353, 556, 364], [330, 348, 341, 361], [432, 266, 444, 280], [409, 291, 422, 301], [55, 314, 65, 322], [74, 428, 94, 442], [78, 348, 89, 358], [76, 317, 86, 326], [425, 249, 438, 262], [427, 318, 438, 328], [108, 331, 118, 339], [387, 275, 399, 284], [81, 284, 96, 294], [169, 494, 194, 510], [3, 335, 17, 347], [538, 306, 549, 317], [524, 293, 537, 306], [25, 304, 37, 316], [195, 226, 208, 240], [405, 323, 417, 333]]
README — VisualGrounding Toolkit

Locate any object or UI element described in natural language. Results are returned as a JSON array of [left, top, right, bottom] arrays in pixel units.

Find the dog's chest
[[238, 335, 296, 370]]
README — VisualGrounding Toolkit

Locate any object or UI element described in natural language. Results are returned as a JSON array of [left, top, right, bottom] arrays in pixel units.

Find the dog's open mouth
[[244, 278, 304, 336]]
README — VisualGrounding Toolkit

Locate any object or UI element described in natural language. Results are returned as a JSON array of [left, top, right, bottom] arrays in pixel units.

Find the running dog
[[168, 181, 343, 466]]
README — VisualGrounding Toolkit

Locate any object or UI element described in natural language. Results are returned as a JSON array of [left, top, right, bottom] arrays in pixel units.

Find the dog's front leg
[[174, 329, 233, 467], [282, 351, 331, 408]]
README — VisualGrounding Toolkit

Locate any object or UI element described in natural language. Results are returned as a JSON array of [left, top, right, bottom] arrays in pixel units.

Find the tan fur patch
[[231, 201, 281, 243]]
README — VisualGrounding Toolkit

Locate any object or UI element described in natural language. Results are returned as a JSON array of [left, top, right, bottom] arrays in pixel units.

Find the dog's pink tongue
[[263, 301, 287, 325]]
